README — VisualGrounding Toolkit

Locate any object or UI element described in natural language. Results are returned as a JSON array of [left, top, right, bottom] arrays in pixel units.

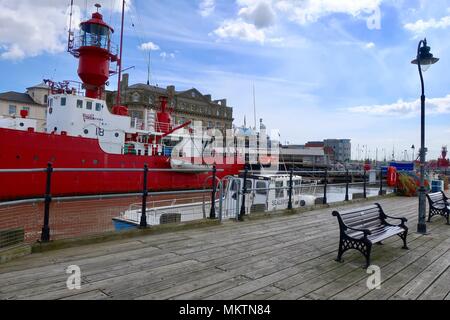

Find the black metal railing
[[0, 164, 222, 245]]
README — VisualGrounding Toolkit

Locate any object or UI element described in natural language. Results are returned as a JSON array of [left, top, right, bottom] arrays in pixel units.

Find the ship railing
[[220, 168, 395, 220], [71, 35, 118, 56]]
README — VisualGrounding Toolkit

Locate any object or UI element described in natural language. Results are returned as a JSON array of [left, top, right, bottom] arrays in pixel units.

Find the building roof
[[26, 82, 50, 90], [128, 84, 168, 95], [127, 84, 225, 106], [0, 91, 40, 105]]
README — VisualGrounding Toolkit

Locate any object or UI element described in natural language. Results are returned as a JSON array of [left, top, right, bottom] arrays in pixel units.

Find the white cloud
[[139, 41, 160, 51], [213, 19, 267, 43], [199, 0, 215, 17], [0, 0, 132, 61], [348, 95, 450, 117], [275, 0, 382, 25], [160, 52, 176, 60], [212, 0, 276, 43], [212, 0, 382, 43], [238, 0, 276, 29], [404, 15, 450, 36], [365, 42, 376, 49]]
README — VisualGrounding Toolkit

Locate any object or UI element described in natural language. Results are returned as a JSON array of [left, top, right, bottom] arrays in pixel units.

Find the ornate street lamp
[[411, 38, 439, 234]]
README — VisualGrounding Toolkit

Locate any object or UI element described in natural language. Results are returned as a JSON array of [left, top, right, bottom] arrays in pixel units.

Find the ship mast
[[116, 0, 126, 106]]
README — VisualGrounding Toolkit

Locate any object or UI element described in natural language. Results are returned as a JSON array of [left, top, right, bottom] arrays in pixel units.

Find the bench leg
[[446, 214, 450, 225], [399, 230, 409, 250], [364, 244, 372, 269], [336, 241, 345, 263]]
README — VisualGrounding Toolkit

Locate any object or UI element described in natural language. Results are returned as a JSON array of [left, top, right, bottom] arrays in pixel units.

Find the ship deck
[[1, 196, 450, 300]]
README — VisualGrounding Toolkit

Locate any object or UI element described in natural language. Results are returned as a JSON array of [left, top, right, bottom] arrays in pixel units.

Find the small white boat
[[113, 173, 318, 230]]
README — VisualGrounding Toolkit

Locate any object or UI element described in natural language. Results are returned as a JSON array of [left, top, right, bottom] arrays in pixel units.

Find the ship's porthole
[[33, 155, 39, 161], [81, 159, 86, 164], [84, 129, 89, 135], [19, 122, 24, 127], [93, 160, 99, 165], [115, 133, 119, 138], [16, 155, 20, 160]]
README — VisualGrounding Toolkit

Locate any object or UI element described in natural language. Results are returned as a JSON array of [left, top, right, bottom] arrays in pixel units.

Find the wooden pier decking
[[1, 196, 449, 300]]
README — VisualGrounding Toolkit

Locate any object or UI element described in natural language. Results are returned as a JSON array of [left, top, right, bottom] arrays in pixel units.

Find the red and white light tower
[[68, 2, 128, 116]]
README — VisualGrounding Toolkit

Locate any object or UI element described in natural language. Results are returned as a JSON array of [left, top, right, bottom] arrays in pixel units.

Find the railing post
[[379, 168, 384, 196], [41, 163, 53, 242], [210, 165, 217, 219], [288, 169, 293, 210], [323, 169, 328, 205], [363, 170, 367, 199], [140, 164, 149, 228], [239, 165, 248, 221], [345, 169, 350, 201]]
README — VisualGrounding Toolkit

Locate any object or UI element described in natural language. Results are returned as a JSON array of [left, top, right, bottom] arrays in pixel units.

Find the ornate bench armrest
[[383, 215, 408, 227], [345, 225, 372, 237]]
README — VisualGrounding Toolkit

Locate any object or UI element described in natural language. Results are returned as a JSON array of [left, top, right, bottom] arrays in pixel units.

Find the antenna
[[95, 3, 102, 12], [116, 0, 126, 106], [147, 49, 151, 85], [253, 84, 257, 130], [67, 0, 74, 53]]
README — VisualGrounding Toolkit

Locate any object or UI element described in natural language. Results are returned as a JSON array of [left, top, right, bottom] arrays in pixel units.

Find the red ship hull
[[0, 128, 243, 201]]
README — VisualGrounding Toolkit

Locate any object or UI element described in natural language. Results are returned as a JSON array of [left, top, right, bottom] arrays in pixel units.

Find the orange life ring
[[387, 166, 398, 187]]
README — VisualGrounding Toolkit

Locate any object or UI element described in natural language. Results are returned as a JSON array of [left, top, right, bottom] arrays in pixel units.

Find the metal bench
[[332, 203, 409, 268], [426, 191, 450, 225]]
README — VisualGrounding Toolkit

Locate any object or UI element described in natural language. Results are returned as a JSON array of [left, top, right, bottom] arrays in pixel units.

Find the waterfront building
[[324, 139, 352, 163], [106, 74, 234, 134], [280, 145, 328, 169], [0, 82, 49, 132]]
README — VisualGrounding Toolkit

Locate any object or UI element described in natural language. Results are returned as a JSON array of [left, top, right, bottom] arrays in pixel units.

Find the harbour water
[[322, 186, 392, 204]]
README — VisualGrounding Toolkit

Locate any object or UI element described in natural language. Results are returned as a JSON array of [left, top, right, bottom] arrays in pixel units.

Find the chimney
[[204, 94, 212, 101], [121, 73, 129, 89], [220, 99, 227, 106]]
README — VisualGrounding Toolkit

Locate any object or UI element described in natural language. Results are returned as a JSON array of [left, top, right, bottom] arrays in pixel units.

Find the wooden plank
[[0, 196, 447, 301], [390, 249, 450, 300], [418, 267, 450, 300], [329, 237, 444, 300]]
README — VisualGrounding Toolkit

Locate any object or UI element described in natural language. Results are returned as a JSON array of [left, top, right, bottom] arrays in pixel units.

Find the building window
[[44, 95, 48, 104], [8, 105, 17, 115], [132, 92, 140, 103], [61, 97, 66, 106], [77, 100, 83, 109], [86, 101, 93, 110], [95, 103, 102, 111]]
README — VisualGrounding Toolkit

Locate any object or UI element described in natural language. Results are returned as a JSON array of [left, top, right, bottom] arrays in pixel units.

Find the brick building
[[106, 74, 234, 134]]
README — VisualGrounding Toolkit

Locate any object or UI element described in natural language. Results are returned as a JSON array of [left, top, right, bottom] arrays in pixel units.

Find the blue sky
[[1, 0, 450, 160]]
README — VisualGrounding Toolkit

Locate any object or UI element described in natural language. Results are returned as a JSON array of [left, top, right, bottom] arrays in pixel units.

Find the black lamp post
[[411, 38, 439, 234]]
